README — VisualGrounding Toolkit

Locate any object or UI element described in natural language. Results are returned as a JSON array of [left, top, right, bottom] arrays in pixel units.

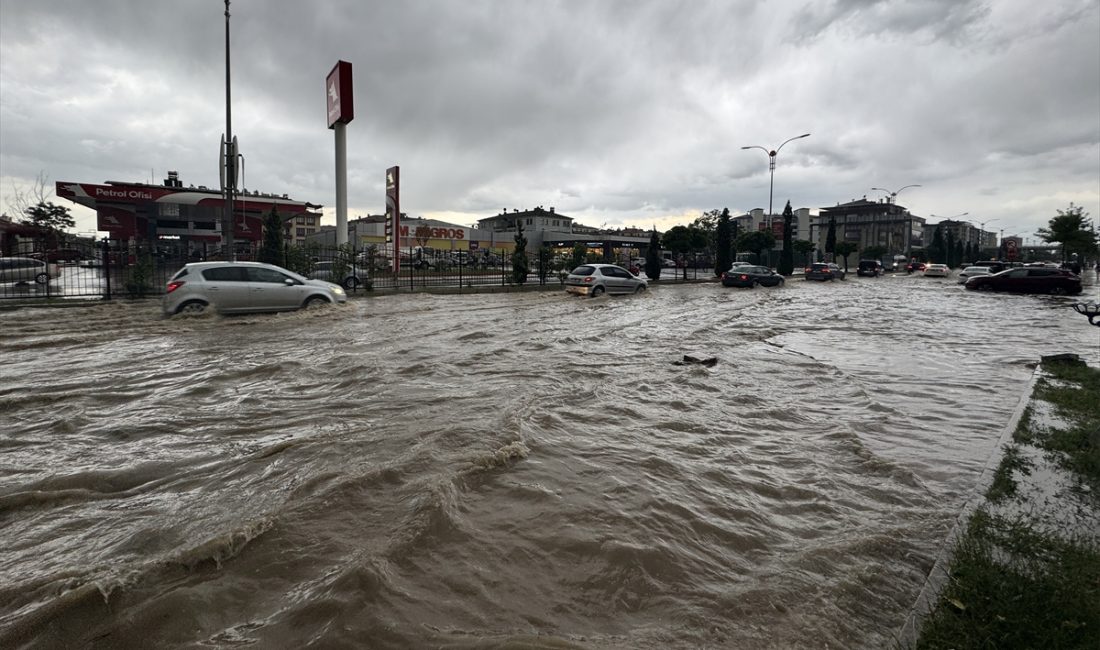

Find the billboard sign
[[326, 61, 354, 128], [386, 166, 400, 273]]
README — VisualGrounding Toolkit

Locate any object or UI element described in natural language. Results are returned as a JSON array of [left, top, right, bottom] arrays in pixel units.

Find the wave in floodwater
[[2, 276, 1099, 649]]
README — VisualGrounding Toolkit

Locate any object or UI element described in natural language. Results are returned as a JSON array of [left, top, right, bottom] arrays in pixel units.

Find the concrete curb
[[893, 363, 1042, 648]]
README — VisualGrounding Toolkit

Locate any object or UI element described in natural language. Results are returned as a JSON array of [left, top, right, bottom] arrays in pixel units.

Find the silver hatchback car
[[163, 261, 347, 315], [564, 263, 648, 297]]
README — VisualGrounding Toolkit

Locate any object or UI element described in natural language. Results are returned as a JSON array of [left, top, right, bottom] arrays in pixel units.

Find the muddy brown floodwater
[[2, 274, 1098, 649]]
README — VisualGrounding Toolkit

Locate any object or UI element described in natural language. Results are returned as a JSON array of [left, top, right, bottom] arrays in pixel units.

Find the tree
[[511, 220, 529, 284], [693, 209, 721, 259], [928, 225, 945, 263], [537, 245, 551, 283], [778, 201, 795, 276], [793, 239, 816, 267], [736, 230, 776, 266], [644, 228, 662, 281], [945, 230, 958, 267], [571, 243, 586, 269], [834, 241, 858, 270], [21, 201, 75, 249], [714, 208, 732, 277], [5, 171, 52, 218], [258, 205, 284, 265], [861, 244, 887, 262], [953, 239, 964, 268], [662, 225, 708, 279], [825, 216, 837, 260], [1036, 203, 1098, 261]]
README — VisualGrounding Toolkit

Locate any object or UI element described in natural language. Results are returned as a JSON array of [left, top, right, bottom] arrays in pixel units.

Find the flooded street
[[2, 275, 1098, 649]]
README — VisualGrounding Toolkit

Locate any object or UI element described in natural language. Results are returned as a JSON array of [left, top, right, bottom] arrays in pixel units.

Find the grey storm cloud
[[1, 0, 1097, 236]]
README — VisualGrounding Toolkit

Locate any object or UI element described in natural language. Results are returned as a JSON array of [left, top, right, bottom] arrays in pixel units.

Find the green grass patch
[[916, 510, 1100, 649], [917, 359, 1100, 648], [1032, 360, 1100, 491], [985, 444, 1031, 503]]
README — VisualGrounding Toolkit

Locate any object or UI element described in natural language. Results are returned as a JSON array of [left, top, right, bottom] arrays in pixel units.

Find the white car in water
[[564, 263, 648, 297], [957, 265, 993, 284], [923, 263, 950, 278], [163, 261, 346, 315]]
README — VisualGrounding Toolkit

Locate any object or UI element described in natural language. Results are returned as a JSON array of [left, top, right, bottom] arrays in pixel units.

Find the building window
[[296, 228, 305, 236], [526, 218, 532, 225], [306, 217, 315, 225]]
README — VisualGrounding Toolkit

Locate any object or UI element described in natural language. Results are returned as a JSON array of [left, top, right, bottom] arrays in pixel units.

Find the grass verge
[[915, 358, 1100, 649]]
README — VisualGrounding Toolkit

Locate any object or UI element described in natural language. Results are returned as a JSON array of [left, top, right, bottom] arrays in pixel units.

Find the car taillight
[[721, 272, 728, 279], [804, 267, 812, 273], [166, 280, 185, 294], [583, 277, 594, 283], [740, 274, 748, 280]]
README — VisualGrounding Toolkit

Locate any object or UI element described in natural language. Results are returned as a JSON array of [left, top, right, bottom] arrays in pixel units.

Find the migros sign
[[400, 225, 466, 240]]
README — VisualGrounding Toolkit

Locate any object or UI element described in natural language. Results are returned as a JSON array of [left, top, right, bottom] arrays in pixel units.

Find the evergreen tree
[[929, 225, 945, 263], [511, 221, 529, 284], [793, 239, 816, 266], [778, 201, 795, 275], [258, 206, 284, 265], [714, 208, 732, 277], [645, 228, 662, 281], [945, 230, 956, 267], [953, 239, 964, 268], [571, 243, 586, 269], [825, 217, 837, 260]]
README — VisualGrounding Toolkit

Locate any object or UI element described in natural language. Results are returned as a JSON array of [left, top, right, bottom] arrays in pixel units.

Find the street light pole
[[872, 185, 921, 260], [222, 0, 236, 261], [742, 133, 810, 266]]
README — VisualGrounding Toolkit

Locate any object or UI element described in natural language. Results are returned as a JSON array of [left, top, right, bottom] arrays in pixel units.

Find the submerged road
[[2, 273, 1098, 648]]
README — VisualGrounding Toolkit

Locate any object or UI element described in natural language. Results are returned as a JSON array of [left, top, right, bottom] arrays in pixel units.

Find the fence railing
[[1, 241, 715, 302]]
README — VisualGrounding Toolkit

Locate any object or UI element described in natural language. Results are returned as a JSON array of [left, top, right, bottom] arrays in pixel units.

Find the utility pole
[[222, 0, 236, 260]]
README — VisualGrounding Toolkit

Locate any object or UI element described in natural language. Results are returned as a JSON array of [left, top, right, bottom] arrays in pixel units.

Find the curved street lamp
[[742, 133, 811, 228], [871, 184, 921, 204]]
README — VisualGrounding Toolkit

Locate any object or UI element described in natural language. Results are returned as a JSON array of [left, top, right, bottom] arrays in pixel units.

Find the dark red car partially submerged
[[964, 267, 1082, 295]]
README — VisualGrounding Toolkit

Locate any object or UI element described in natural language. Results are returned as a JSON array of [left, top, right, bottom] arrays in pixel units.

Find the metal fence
[[1, 241, 714, 302]]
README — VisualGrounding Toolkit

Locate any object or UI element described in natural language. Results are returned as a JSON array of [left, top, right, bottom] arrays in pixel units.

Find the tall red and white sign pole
[[386, 166, 400, 274], [326, 61, 354, 246]]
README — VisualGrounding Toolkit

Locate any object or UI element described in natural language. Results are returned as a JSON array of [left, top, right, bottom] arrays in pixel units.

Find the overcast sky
[[2, 0, 1098, 241]]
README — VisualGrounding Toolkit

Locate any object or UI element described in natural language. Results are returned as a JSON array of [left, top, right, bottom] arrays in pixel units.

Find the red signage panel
[[97, 206, 138, 238], [326, 60, 354, 128]]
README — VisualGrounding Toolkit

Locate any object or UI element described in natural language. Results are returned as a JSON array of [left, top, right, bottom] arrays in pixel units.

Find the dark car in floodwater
[[720, 265, 785, 288], [964, 267, 1082, 295], [805, 263, 846, 281], [856, 260, 883, 277]]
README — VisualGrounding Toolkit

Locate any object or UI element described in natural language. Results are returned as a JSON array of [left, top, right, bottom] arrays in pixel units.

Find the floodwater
[[2, 274, 1098, 649]]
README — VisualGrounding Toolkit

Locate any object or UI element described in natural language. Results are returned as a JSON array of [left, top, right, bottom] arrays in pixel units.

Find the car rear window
[[571, 266, 596, 276]]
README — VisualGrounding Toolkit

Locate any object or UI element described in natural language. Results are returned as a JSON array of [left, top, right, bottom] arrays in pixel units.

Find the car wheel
[[634, 284, 645, 293], [176, 300, 208, 314], [1049, 286, 1067, 295], [344, 277, 360, 290], [35, 272, 49, 284], [591, 286, 605, 297], [304, 296, 330, 309]]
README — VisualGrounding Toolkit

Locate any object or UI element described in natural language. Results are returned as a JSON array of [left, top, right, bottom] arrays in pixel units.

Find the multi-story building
[[812, 197, 925, 260]]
